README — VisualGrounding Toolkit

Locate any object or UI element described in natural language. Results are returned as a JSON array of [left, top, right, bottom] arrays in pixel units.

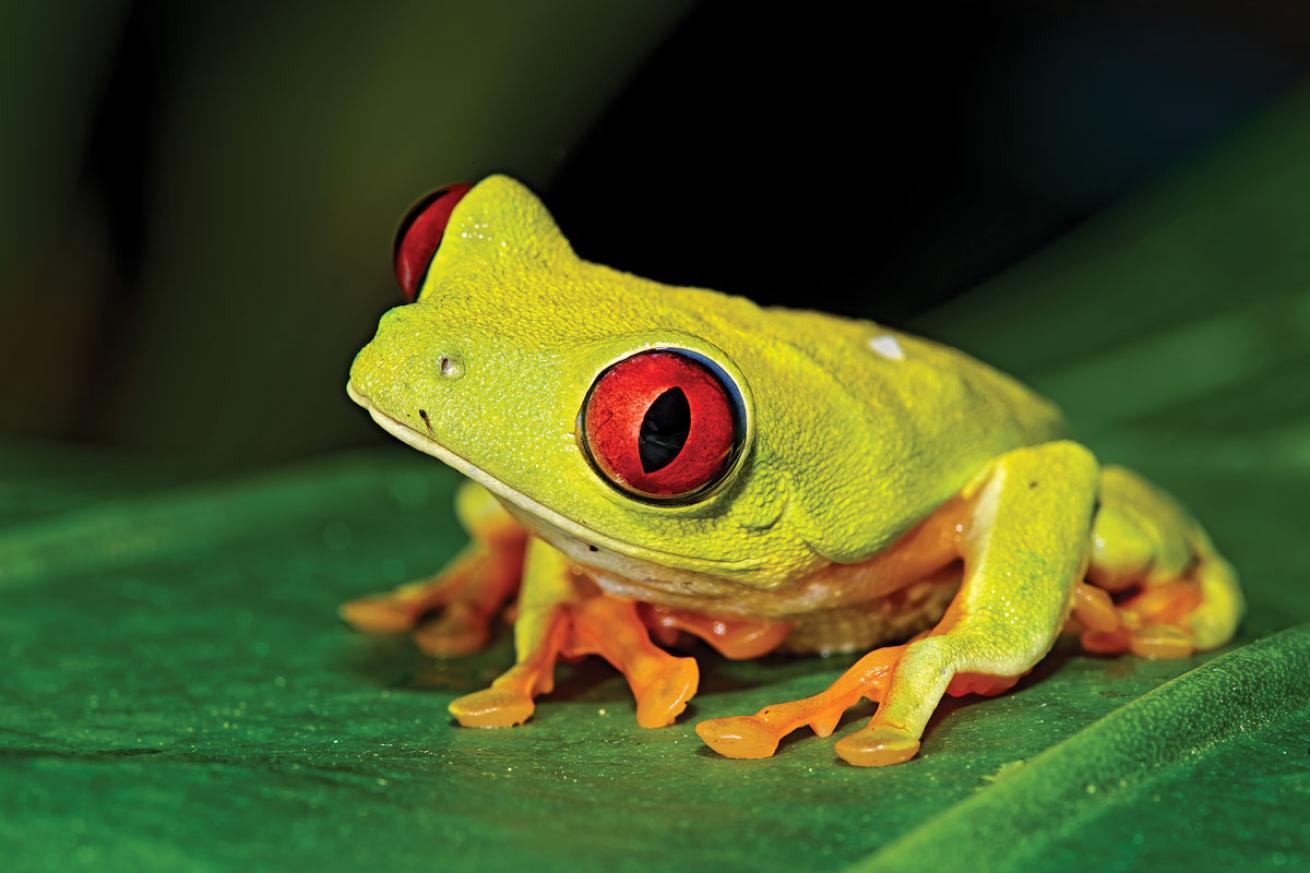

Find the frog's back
[[662, 285, 1064, 450], [714, 302, 1069, 561], [764, 306, 1066, 449]]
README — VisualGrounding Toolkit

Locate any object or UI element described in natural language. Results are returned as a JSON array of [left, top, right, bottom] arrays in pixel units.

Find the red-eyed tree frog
[[342, 176, 1242, 766]]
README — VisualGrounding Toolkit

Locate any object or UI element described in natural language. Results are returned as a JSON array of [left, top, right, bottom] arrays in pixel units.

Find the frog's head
[[348, 176, 827, 588]]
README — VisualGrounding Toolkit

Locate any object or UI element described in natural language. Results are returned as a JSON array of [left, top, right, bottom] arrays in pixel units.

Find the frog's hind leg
[[339, 480, 525, 655], [700, 441, 1100, 766], [832, 442, 1098, 766], [1077, 466, 1242, 658]]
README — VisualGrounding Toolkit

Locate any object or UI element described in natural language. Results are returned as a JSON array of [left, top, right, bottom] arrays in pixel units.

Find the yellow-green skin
[[347, 176, 1243, 764], [350, 176, 1065, 587]]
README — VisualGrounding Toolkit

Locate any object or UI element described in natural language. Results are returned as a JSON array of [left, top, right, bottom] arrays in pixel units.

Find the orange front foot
[[696, 645, 904, 759], [568, 596, 700, 728], [448, 671, 539, 728], [449, 608, 567, 728], [448, 561, 699, 731]]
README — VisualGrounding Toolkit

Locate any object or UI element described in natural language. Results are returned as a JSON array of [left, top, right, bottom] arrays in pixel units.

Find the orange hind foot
[[696, 646, 1025, 767], [1072, 580, 1202, 659], [339, 539, 523, 656], [696, 645, 904, 760]]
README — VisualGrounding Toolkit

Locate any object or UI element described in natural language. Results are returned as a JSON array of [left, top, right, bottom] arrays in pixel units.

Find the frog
[[342, 175, 1243, 767]]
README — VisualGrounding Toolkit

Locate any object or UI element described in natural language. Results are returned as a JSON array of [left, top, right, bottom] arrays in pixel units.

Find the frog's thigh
[[1088, 466, 1194, 589], [1086, 466, 1242, 653], [836, 441, 1099, 767]]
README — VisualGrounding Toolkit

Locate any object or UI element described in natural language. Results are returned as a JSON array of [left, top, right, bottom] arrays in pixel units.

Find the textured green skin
[[349, 175, 1066, 586]]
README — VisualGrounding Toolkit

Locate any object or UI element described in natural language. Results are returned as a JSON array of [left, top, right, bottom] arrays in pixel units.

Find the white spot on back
[[867, 334, 905, 361]]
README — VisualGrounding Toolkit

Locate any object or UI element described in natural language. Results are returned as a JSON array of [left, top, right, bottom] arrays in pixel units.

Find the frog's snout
[[348, 320, 473, 437]]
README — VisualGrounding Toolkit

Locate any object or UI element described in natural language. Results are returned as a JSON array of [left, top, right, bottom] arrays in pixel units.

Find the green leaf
[[851, 625, 1310, 873], [5, 65, 1310, 873], [2, 447, 1307, 871]]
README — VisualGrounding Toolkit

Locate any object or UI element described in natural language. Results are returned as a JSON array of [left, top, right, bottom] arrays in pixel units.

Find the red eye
[[582, 350, 743, 501], [393, 182, 473, 302]]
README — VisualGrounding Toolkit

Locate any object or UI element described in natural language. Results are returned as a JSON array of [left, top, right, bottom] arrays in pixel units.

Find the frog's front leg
[[449, 536, 700, 729], [340, 480, 525, 655], [698, 441, 1098, 766]]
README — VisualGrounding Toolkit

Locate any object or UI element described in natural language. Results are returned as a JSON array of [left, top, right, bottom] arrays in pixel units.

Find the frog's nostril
[[438, 354, 465, 380]]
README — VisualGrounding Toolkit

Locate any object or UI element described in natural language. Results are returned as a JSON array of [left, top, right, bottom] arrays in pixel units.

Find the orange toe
[[1072, 582, 1121, 633], [633, 657, 700, 728], [1123, 580, 1203, 626], [807, 709, 844, 737], [449, 687, 536, 728], [1129, 624, 1195, 659], [834, 726, 920, 767], [1081, 625, 1132, 654], [412, 602, 491, 656], [695, 716, 781, 759], [339, 594, 423, 633]]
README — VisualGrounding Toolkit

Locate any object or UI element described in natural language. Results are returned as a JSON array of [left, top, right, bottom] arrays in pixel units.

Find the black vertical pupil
[[639, 388, 691, 473]]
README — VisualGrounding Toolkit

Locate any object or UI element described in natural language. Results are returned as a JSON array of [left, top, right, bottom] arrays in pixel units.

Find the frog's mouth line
[[346, 382, 761, 574]]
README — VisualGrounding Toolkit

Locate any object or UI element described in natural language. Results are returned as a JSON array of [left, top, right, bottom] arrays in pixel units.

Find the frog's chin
[[346, 382, 765, 580]]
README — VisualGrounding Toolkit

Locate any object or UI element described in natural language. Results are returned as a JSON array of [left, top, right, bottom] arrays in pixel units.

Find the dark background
[[4, 0, 1309, 467], [5, 7, 1310, 868]]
